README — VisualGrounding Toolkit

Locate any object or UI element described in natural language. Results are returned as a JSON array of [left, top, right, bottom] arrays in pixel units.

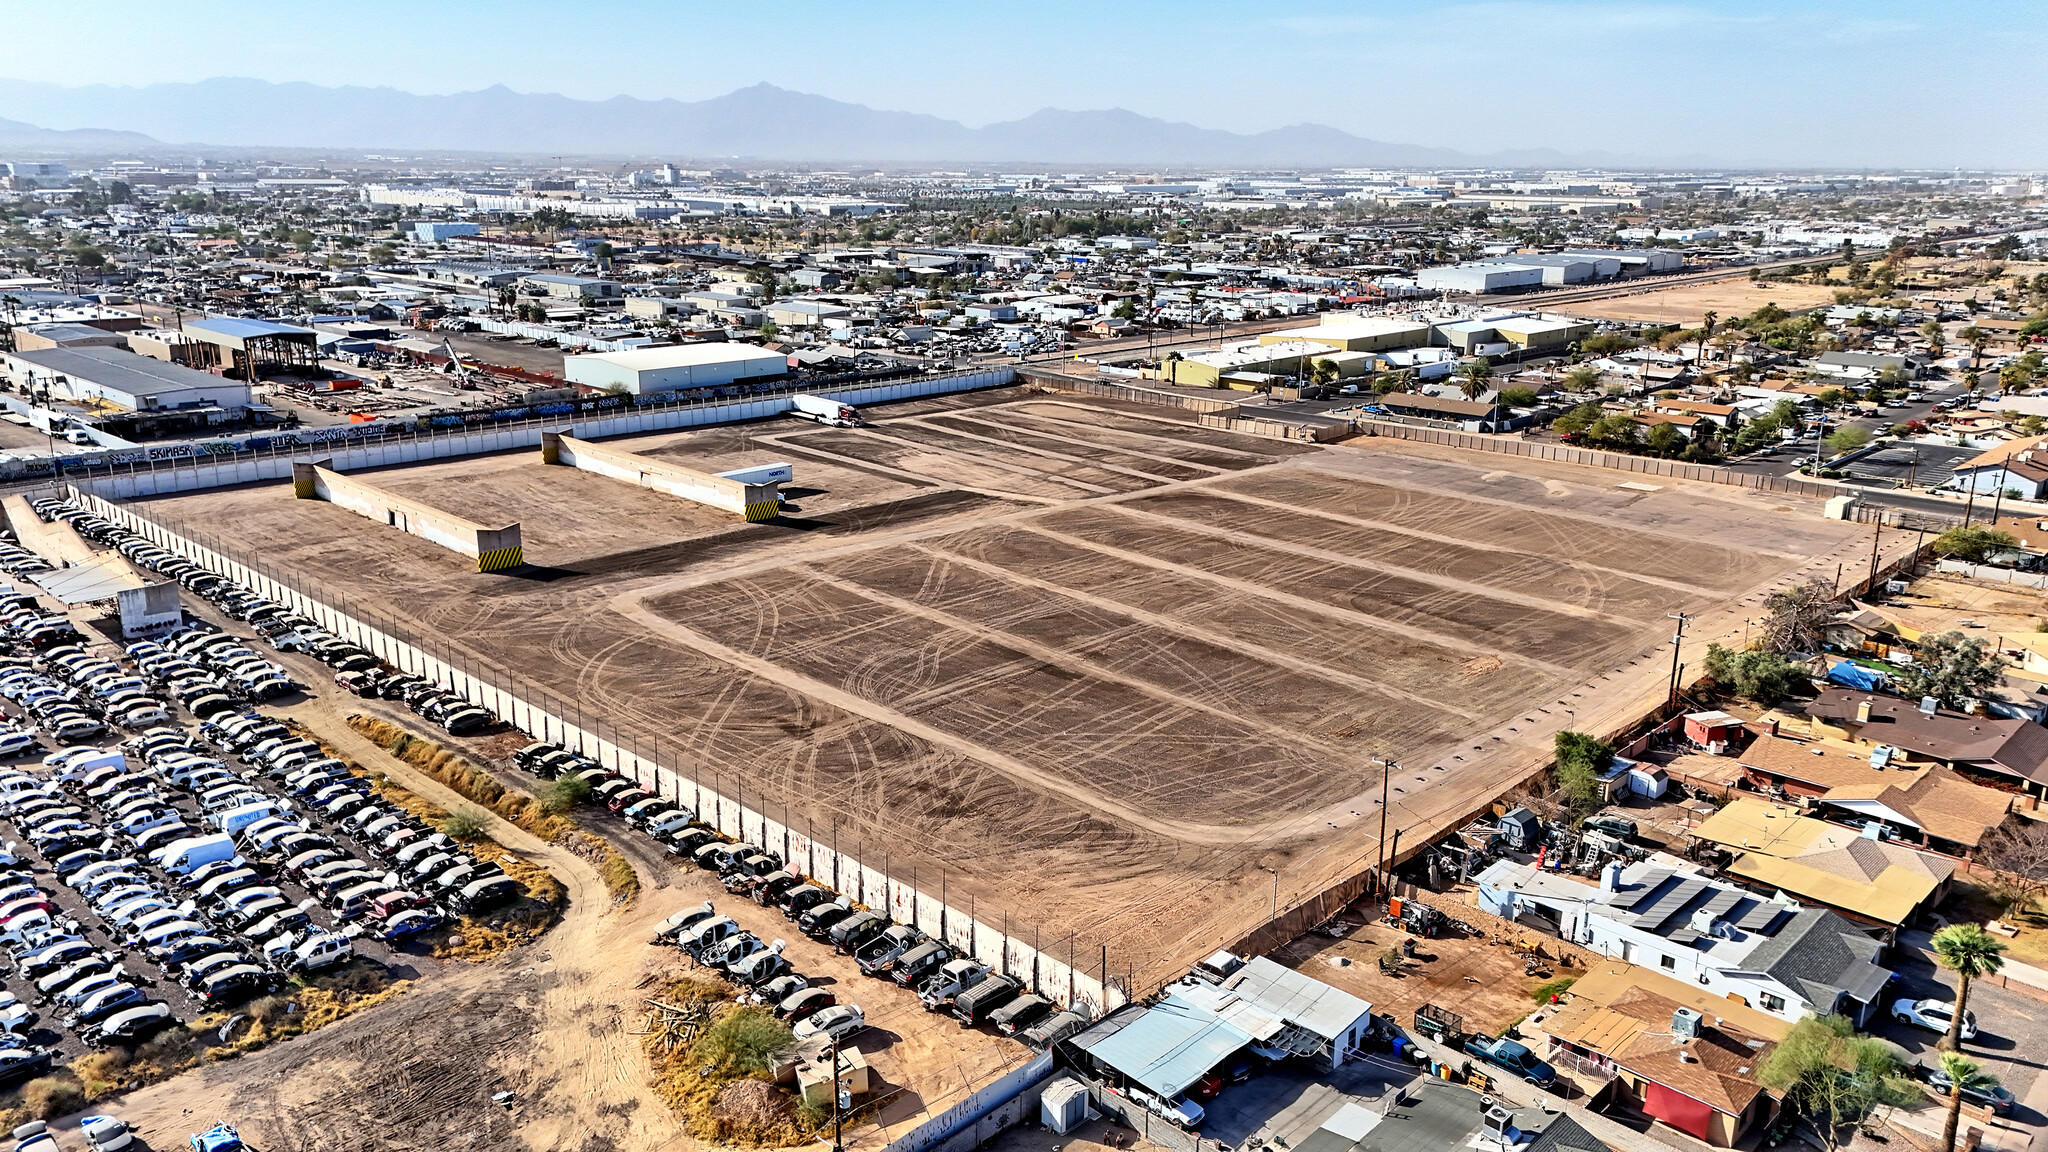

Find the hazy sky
[[1, 0, 2042, 166]]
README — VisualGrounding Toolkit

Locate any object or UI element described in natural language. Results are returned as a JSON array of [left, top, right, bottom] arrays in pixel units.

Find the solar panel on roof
[[1735, 902, 1786, 931], [1699, 889, 1744, 919], [1635, 879, 1709, 930], [1610, 868, 1673, 909]]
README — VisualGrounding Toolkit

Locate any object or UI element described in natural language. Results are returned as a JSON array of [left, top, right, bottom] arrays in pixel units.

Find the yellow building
[[1491, 316, 1595, 350]]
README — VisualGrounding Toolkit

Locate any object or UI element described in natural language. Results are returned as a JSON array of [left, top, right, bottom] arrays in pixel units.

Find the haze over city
[[0, 0, 2042, 166]]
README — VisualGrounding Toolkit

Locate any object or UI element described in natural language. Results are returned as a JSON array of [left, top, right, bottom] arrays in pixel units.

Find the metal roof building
[[1217, 957, 1376, 1071], [563, 343, 789, 395], [1, 346, 253, 416], [1073, 1000, 1254, 1101]]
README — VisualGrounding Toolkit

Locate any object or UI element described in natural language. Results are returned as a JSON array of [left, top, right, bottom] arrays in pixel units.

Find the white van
[[212, 801, 291, 836]]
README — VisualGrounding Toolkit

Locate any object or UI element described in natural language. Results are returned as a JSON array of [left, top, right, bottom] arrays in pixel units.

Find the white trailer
[[790, 393, 861, 427]]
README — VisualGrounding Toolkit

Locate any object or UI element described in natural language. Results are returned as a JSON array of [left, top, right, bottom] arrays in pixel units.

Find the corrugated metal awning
[[32, 559, 146, 604]]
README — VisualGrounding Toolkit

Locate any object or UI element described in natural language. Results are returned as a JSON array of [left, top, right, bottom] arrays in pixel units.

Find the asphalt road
[[1874, 939, 2048, 1147]]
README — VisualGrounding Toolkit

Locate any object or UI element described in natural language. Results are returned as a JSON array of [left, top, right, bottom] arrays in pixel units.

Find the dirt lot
[[1272, 888, 1589, 1040], [1557, 278, 1843, 325], [124, 386, 1888, 1000]]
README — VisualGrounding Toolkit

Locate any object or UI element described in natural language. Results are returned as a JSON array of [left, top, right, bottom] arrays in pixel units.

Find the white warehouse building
[[1415, 263, 1545, 294], [563, 343, 790, 395]]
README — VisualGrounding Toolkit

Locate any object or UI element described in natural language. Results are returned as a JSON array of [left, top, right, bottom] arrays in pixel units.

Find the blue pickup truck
[[1464, 1035, 1558, 1088]]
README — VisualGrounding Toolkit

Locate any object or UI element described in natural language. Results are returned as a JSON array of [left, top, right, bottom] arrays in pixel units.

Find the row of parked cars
[[0, 534, 53, 582], [642, 847, 1087, 1055]]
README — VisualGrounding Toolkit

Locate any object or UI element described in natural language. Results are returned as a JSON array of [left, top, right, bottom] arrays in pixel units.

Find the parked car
[[1892, 998, 1977, 1040], [793, 1004, 866, 1045]]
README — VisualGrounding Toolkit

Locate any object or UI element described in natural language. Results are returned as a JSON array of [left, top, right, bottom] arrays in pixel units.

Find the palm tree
[[1701, 311, 1719, 362], [1938, 1051, 2000, 1152], [1930, 924, 2005, 1056]]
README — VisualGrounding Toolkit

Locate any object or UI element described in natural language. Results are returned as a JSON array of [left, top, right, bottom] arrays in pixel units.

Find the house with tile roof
[[1733, 732, 2014, 855], [1528, 963, 1784, 1146], [1688, 797, 1955, 929]]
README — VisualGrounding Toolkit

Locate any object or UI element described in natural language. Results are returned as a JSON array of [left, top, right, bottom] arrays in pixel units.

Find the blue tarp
[[1827, 662, 1887, 691]]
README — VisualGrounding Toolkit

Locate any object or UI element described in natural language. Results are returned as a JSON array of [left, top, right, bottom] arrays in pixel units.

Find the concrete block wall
[[70, 482, 1115, 1020], [543, 431, 780, 522], [61, 368, 1015, 503], [295, 461, 522, 572]]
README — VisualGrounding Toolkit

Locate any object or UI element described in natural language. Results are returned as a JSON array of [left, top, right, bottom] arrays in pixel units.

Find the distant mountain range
[[0, 77, 1701, 168], [0, 115, 158, 152]]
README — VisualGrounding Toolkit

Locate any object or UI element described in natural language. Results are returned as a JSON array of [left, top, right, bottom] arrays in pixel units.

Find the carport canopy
[[31, 558, 147, 604], [1077, 999, 1253, 1100]]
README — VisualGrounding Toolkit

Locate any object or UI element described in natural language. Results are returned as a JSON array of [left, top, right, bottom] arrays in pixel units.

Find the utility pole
[[1666, 611, 1692, 714], [1375, 756, 1393, 893], [832, 1042, 846, 1152], [1991, 453, 2012, 524], [1868, 522, 1883, 590]]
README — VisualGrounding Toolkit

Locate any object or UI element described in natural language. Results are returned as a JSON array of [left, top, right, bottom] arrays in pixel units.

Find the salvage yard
[[123, 386, 1887, 1006]]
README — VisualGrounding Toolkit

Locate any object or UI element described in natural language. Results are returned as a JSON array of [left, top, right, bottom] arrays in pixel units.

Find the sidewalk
[[1898, 929, 2048, 1005]]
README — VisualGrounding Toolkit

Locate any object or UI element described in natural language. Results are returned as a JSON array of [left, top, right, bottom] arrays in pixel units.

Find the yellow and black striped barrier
[[743, 500, 780, 522], [477, 546, 524, 572]]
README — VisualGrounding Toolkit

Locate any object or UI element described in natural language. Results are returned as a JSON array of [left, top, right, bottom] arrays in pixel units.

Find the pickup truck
[[1464, 1035, 1556, 1087]]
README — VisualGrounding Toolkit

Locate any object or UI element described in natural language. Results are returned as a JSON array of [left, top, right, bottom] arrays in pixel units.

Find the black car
[[196, 965, 278, 1004], [0, 1047, 52, 1086]]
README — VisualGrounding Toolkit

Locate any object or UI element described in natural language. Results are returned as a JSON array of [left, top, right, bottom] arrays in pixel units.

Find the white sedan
[[1891, 997, 1977, 1040], [793, 1004, 866, 1045]]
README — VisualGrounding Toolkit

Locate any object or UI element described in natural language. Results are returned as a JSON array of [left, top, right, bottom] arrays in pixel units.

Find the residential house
[[1804, 686, 2048, 800], [1733, 732, 2013, 856], [1528, 963, 1784, 1147], [1688, 797, 1956, 929], [1476, 858, 1891, 1027], [1945, 435, 2048, 499]]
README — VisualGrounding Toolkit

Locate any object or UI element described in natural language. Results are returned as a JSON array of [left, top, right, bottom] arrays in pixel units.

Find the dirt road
[[74, 697, 695, 1152]]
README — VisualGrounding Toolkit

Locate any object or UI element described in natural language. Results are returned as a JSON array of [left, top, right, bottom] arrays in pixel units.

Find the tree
[[1702, 643, 1809, 704], [1938, 1052, 2001, 1152], [1757, 1014, 1917, 1152], [1552, 730, 1612, 822], [1581, 331, 1638, 356], [1760, 577, 1837, 655], [1931, 525, 2018, 564], [1931, 924, 2006, 1058], [1645, 420, 1681, 457], [1824, 424, 1873, 455], [1552, 402, 1604, 436], [1498, 386, 1538, 408], [1563, 364, 1602, 391], [1589, 412, 1639, 446], [1977, 820, 2048, 920], [1310, 359, 1338, 386], [1896, 631, 2007, 709]]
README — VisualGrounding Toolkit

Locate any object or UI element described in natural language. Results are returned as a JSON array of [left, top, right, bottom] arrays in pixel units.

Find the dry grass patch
[[642, 977, 806, 1147]]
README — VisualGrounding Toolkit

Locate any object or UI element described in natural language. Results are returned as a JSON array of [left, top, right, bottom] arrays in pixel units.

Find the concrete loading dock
[[541, 431, 782, 521], [292, 459, 523, 571]]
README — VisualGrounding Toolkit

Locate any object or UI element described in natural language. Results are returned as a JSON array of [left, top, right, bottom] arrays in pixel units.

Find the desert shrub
[[19, 1075, 83, 1119], [441, 806, 488, 841], [539, 775, 591, 815]]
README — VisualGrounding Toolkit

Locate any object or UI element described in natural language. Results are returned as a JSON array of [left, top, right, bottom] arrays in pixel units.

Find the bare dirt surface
[[123, 387, 1893, 1004], [1555, 278, 1843, 325]]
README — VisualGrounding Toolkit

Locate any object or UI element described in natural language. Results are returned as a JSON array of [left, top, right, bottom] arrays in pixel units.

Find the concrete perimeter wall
[[52, 368, 1016, 503], [886, 1052, 1056, 1152], [544, 431, 780, 521], [69, 479, 1117, 1021], [294, 460, 522, 570]]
